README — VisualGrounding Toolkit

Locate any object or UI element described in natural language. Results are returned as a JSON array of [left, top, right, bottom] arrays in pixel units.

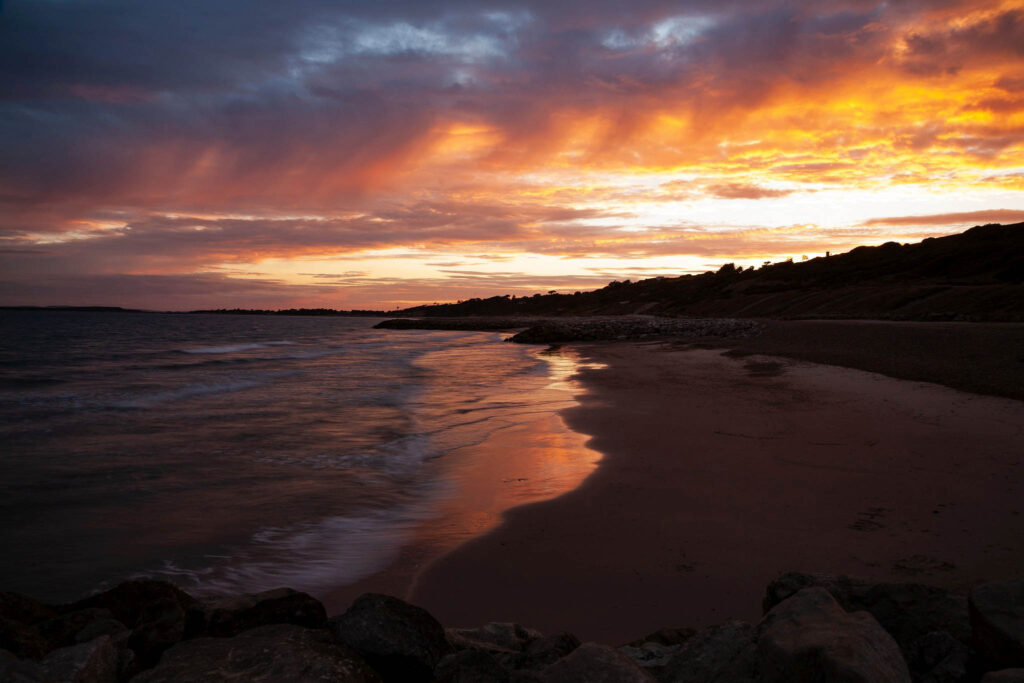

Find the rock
[[37, 607, 125, 650], [330, 593, 450, 682], [0, 649, 46, 682], [906, 631, 971, 683], [0, 616, 48, 660], [131, 624, 380, 682], [518, 633, 581, 671], [0, 593, 56, 627], [448, 623, 542, 653], [971, 580, 1024, 669], [435, 650, 510, 683], [982, 670, 1024, 683], [538, 642, 655, 682], [625, 627, 696, 648], [661, 620, 758, 683], [187, 587, 327, 638], [509, 672, 543, 683], [40, 635, 117, 683], [618, 642, 679, 675], [764, 572, 971, 649], [62, 581, 195, 630], [758, 587, 912, 683], [509, 317, 762, 344], [62, 580, 196, 669]]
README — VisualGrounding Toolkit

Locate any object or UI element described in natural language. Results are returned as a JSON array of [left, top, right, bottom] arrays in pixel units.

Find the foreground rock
[[764, 571, 972, 649], [330, 593, 450, 682], [661, 620, 757, 683], [538, 642, 654, 682], [132, 624, 380, 682], [1, 572, 1023, 681], [186, 587, 327, 638], [971, 580, 1024, 669], [758, 587, 912, 682], [982, 670, 1024, 682]]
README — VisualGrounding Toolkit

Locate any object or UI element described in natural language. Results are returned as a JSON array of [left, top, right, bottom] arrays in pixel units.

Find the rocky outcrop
[[40, 635, 118, 683], [374, 315, 763, 344], [982, 670, 1024, 683], [186, 586, 327, 638], [330, 592, 451, 682], [374, 318, 533, 331], [62, 580, 196, 670], [509, 317, 762, 344], [764, 571, 972, 648], [132, 624, 380, 683], [758, 587, 911, 682], [537, 642, 655, 682], [661, 620, 758, 683], [971, 580, 1024, 669], [0, 573, 1022, 681]]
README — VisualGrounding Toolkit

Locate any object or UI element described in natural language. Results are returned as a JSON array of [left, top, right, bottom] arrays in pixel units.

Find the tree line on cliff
[[393, 222, 1024, 322]]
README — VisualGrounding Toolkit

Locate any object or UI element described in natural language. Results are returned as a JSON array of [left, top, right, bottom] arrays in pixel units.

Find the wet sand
[[408, 328, 1024, 644], [323, 352, 602, 617]]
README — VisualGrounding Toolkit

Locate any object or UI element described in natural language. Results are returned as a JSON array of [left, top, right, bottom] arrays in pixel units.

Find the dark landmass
[[2, 574, 1022, 681], [392, 222, 1024, 322], [0, 306, 147, 313], [183, 308, 388, 317]]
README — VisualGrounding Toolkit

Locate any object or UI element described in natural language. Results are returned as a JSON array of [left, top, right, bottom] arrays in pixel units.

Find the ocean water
[[0, 311, 596, 603]]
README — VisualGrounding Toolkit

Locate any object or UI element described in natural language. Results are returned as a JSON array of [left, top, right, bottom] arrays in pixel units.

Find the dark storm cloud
[[0, 0, 913, 217]]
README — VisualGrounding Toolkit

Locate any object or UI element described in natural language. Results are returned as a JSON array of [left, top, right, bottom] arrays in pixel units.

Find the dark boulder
[[329, 593, 450, 682], [970, 580, 1024, 669], [981, 670, 1024, 682], [131, 624, 380, 682], [0, 617, 48, 660], [518, 633, 580, 671], [537, 642, 655, 682], [764, 572, 971, 649], [448, 623, 541, 654], [61, 581, 195, 630], [661, 620, 758, 683], [187, 587, 327, 638], [37, 607, 126, 650], [0, 649, 46, 682], [0, 593, 56, 627], [435, 650, 511, 683], [61, 581, 196, 671], [758, 587, 911, 683], [40, 634, 118, 683], [905, 630, 972, 683]]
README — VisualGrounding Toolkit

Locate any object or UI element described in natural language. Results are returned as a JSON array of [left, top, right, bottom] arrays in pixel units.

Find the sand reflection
[[417, 345, 603, 551], [324, 344, 604, 609]]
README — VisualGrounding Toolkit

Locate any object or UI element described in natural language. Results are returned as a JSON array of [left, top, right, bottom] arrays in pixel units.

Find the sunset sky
[[2, 0, 1024, 310]]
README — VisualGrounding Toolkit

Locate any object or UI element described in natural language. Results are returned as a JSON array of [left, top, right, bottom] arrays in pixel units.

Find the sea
[[0, 311, 599, 604]]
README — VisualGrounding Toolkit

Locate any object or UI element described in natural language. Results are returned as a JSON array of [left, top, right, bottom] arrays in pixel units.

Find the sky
[[2, 0, 1024, 311]]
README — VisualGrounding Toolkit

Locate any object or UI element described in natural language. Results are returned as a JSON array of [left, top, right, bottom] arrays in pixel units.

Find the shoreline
[[321, 346, 603, 617], [404, 324, 1024, 644]]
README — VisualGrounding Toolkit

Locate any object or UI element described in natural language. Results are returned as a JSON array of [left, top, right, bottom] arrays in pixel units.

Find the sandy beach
[[406, 322, 1024, 644]]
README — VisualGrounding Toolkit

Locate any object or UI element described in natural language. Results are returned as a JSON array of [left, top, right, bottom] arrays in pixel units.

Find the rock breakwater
[[374, 316, 764, 344], [3, 572, 1023, 681]]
